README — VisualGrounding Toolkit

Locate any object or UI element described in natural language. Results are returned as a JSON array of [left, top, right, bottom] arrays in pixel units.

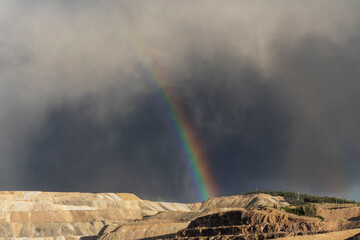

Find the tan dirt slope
[[97, 195, 360, 240], [278, 229, 360, 240], [0, 191, 196, 239], [0, 191, 359, 240]]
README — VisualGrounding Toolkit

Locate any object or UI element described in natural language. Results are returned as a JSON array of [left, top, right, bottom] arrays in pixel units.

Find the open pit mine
[[0, 191, 359, 240]]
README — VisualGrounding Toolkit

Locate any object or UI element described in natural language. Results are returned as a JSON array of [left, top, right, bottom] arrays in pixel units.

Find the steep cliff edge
[[97, 194, 298, 240], [0, 191, 359, 240], [0, 191, 195, 239], [175, 209, 328, 239], [97, 195, 360, 240]]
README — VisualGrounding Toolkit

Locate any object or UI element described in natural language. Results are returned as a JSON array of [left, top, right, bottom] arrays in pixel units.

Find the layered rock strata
[[97, 197, 360, 240], [1, 191, 359, 240], [176, 209, 328, 239], [0, 191, 195, 239]]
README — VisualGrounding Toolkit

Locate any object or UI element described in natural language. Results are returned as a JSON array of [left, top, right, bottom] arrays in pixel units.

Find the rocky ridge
[[98, 195, 360, 240], [0, 191, 359, 240], [0, 191, 196, 239]]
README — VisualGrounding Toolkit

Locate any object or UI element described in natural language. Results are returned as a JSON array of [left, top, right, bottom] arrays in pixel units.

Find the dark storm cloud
[[23, 53, 293, 201], [23, 88, 195, 202], [174, 54, 293, 192], [272, 33, 360, 197], [1, 0, 360, 201]]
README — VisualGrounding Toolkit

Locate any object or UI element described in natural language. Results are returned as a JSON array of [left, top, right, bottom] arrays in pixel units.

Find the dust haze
[[0, 0, 360, 202]]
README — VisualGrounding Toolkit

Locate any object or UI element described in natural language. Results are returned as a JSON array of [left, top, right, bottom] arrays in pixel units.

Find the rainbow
[[102, 5, 218, 201], [140, 58, 218, 201], [103, 3, 360, 203]]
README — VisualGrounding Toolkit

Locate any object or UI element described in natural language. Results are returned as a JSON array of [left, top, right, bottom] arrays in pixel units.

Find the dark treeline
[[244, 191, 357, 204], [281, 205, 324, 220]]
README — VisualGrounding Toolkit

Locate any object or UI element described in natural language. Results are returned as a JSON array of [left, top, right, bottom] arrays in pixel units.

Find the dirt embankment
[[98, 195, 360, 240], [1, 191, 359, 240]]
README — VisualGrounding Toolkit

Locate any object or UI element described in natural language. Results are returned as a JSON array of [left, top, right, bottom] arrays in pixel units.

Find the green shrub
[[303, 204, 317, 217], [282, 206, 304, 216], [281, 204, 318, 218]]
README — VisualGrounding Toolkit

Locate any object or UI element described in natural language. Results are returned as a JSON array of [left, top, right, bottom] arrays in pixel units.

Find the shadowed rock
[[1, 191, 360, 240]]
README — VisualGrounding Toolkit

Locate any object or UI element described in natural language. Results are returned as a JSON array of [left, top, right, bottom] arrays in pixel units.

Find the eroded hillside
[[0, 191, 359, 240], [0, 191, 195, 239]]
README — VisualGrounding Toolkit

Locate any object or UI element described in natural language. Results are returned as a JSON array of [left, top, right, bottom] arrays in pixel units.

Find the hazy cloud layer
[[0, 0, 360, 201]]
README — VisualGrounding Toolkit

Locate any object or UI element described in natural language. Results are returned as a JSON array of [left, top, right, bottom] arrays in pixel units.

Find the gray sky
[[1, 0, 360, 202]]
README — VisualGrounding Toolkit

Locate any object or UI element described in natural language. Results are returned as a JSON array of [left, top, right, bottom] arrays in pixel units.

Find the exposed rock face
[[176, 209, 328, 239], [97, 194, 291, 240], [96, 196, 360, 240], [0, 191, 195, 239], [199, 194, 289, 211], [1, 191, 359, 240]]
